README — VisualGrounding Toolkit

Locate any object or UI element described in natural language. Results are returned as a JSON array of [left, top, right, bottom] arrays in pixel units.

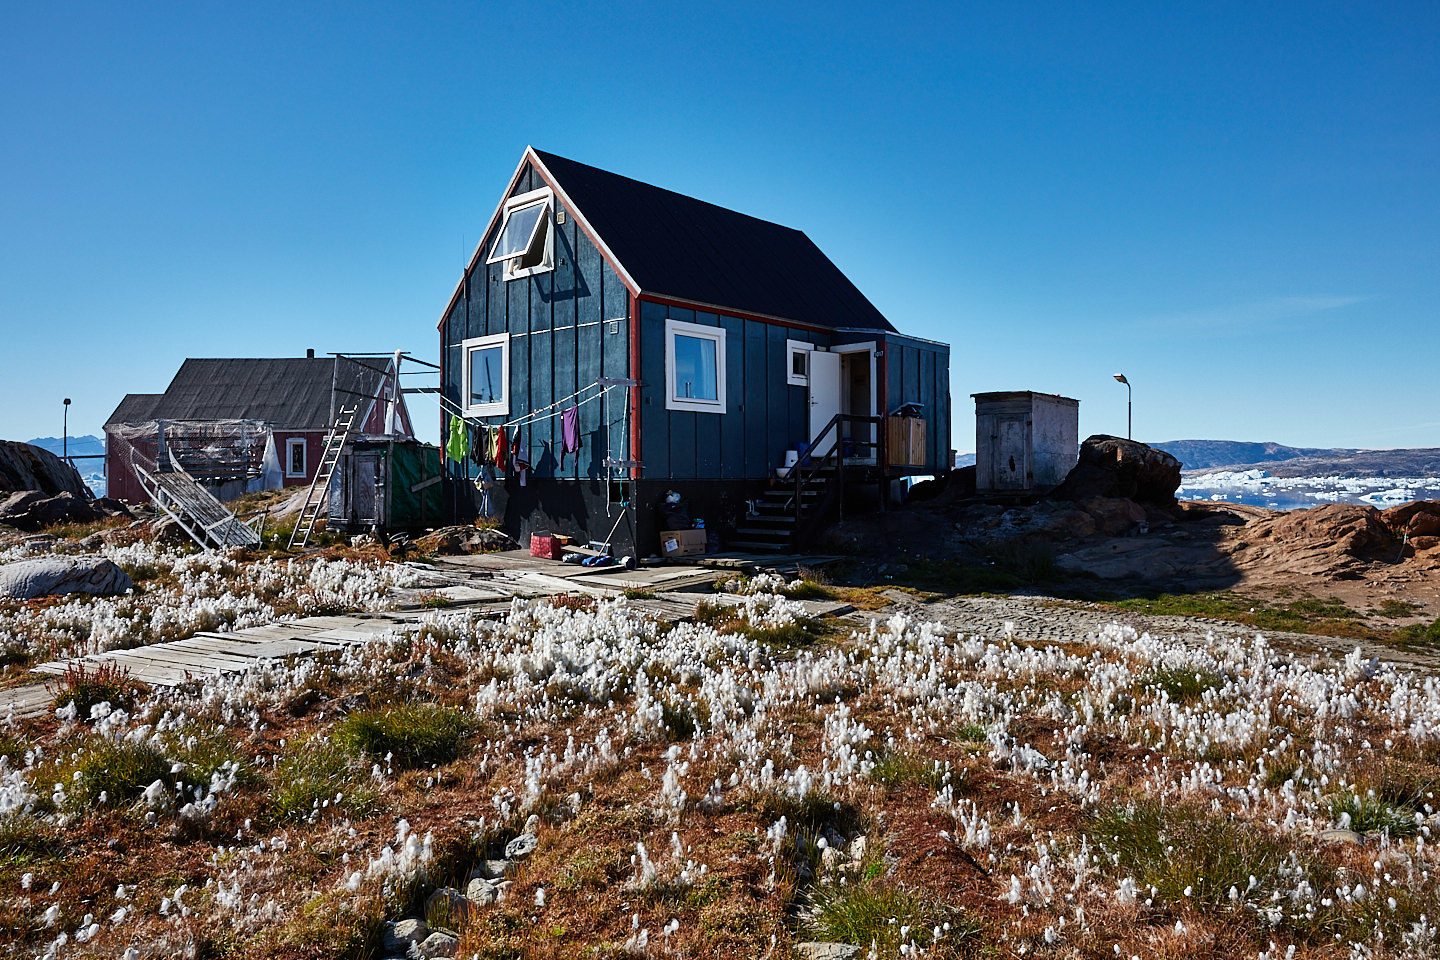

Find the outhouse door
[[808, 350, 842, 457], [993, 418, 1028, 490]]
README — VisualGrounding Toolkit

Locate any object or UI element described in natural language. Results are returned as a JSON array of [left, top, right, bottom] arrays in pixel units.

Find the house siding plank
[[718, 314, 745, 479], [638, 300, 669, 480]]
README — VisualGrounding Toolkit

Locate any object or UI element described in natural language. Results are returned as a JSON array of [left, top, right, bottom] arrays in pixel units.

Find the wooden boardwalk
[[4, 555, 850, 722]]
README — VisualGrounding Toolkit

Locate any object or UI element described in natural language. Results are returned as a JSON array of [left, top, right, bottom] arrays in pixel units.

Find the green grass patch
[[62, 739, 174, 809], [1373, 599, 1425, 619], [1107, 591, 1371, 638], [333, 703, 475, 768], [869, 751, 950, 790], [1144, 666, 1224, 704], [166, 728, 259, 791], [269, 739, 379, 823], [1394, 616, 1440, 648], [1329, 792, 1419, 837], [803, 881, 979, 956], [1088, 799, 1289, 913]]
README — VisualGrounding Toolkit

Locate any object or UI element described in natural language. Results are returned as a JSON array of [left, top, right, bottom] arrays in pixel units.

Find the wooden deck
[[5, 552, 851, 722]]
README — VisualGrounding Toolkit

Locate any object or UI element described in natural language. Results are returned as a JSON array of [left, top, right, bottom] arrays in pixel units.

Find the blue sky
[[2, 1, 1436, 452]]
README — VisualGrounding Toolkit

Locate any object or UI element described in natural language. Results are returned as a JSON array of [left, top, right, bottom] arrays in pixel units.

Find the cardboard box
[[659, 528, 706, 558], [530, 534, 565, 560]]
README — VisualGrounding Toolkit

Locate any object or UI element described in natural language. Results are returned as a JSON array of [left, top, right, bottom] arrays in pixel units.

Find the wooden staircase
[[730, 416, 884, 554]]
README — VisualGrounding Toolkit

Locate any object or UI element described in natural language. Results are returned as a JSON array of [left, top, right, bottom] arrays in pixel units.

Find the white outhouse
[[972, 391, 1079, 493]]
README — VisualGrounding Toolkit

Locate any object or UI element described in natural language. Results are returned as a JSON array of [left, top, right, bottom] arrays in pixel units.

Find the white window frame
[[461, 332, 511, 417], [664, 319, 727, 414], [285, 438, 307, 478], [786, 339, 811, 386], [486, 187, 554, 280]]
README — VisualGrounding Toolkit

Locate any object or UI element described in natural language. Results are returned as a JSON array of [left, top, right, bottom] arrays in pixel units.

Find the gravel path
[[868, 591, 1440, 674]]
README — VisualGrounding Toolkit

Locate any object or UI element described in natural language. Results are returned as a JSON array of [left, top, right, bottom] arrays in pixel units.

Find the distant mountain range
[[1153, 440, 1440, 479], [22, 435, 107, 496], [25, 435, 106, 458]]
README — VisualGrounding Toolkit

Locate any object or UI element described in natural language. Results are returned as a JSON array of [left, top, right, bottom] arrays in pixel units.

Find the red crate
[[530, 535, 564, 560]]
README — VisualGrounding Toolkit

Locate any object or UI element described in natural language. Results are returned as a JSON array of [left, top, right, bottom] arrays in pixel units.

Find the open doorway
[[834, 343, 877, 463]]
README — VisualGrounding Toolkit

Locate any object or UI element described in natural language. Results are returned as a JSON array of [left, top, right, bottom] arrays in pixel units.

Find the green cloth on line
[[445, 415, 469, 463]]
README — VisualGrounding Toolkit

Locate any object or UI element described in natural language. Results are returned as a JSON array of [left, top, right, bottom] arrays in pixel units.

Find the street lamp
[[1112, 374, 1130, 440], [63, 399, 71, 463]]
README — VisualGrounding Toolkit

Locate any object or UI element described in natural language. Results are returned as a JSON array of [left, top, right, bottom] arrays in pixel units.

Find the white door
[[808, 350, 842, 457]]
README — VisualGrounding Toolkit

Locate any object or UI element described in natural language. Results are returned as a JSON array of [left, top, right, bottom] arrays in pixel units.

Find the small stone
[[465, 877, 497, 905], [382, 918, 428, 951], [820, 846, 845, 873], [418, 931, 459, 959], [847, 835, 867, 861], [1319, 828, 1363, 845], [475, 858, 511, 880], [523, 813, 540, 834], [794, 943, 861, 960], [505, 833, 538, 859]]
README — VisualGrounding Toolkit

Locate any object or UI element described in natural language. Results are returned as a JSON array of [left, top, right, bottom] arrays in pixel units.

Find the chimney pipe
[[306, 348, 315, 359]]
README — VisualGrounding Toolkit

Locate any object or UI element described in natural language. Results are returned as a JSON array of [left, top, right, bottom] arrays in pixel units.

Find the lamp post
[[1112, 374, 1130, 440], [63, 399, 71, 463]]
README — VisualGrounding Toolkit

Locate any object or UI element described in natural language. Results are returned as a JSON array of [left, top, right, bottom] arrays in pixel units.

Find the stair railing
[[787, 414, 883, 528]]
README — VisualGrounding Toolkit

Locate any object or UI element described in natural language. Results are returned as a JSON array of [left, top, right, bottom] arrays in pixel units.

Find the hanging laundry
[[445, 415, 469, 463], [495, 423, 509, 471], [512, 427, 530, 487], [478, 423, 495, 466], [560, 405, 580, 468], [476, 463, 495, 518]]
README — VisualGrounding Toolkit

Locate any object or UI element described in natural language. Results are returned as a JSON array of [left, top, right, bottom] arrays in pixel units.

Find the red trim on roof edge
[[635, 293, 833, 335], [628, 290, 641, 481], [436, 147, 641, 330]]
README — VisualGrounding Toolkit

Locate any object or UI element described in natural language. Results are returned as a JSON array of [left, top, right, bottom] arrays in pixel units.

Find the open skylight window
[[486, 187, 555, 279]]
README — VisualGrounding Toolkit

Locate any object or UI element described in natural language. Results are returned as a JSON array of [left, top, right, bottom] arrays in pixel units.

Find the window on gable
[[285, 438, 307, 478], [486, 187, 554, 280], [665, 319, 726, 413], [787, 340, 810, 386]]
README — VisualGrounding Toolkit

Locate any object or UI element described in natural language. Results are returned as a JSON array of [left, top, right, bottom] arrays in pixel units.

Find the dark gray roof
[[533, 150, 896, 333], [104, 357, 388, 430], [105, 394, 165, 426]]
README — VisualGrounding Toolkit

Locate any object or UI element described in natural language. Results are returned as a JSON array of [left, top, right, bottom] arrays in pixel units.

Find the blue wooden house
[[438, 148, 950, 556]]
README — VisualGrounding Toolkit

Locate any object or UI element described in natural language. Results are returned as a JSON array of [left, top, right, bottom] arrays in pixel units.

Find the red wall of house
[[104, 432, 158, 505], [273, 431, 326, 487]]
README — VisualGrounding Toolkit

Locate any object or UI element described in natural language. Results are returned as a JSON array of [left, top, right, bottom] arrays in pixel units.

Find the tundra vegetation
[[2, 532, 1440, 960], [0, 546, 1439, 960]]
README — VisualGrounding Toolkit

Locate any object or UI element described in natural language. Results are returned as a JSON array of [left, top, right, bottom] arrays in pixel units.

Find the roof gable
[[446, 149, 896, 334], [531, 150, 893, 332]]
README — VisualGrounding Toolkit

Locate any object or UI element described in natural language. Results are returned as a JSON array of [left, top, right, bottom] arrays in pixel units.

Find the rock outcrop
[[1049, 436, 1182, 508], [0, 555, 133, 600], [0, 440, 92, 497], [1381, 500, 1440, 539], [1248, 503, 1398, 562], [0, 491, 101, 532]]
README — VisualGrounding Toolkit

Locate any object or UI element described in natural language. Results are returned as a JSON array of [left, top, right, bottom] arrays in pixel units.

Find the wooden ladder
[[288, 404, 360, 550]]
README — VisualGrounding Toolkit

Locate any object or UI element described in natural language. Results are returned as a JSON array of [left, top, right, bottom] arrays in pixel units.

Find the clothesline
[[427, 377, 624, 432]]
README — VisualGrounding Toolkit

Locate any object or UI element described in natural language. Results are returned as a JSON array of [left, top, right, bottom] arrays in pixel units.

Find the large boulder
[[0, 491, 104, 532], [0, 555, 133, 600], [1381, 500, 1440, 539], [1248, 503, 1398, 561], [1050, 436, 1182, 508], [0, 441, 92, 497]]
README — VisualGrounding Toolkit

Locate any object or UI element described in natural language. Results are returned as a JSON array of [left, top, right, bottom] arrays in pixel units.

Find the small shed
[[973, 391, 1079, 493]]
